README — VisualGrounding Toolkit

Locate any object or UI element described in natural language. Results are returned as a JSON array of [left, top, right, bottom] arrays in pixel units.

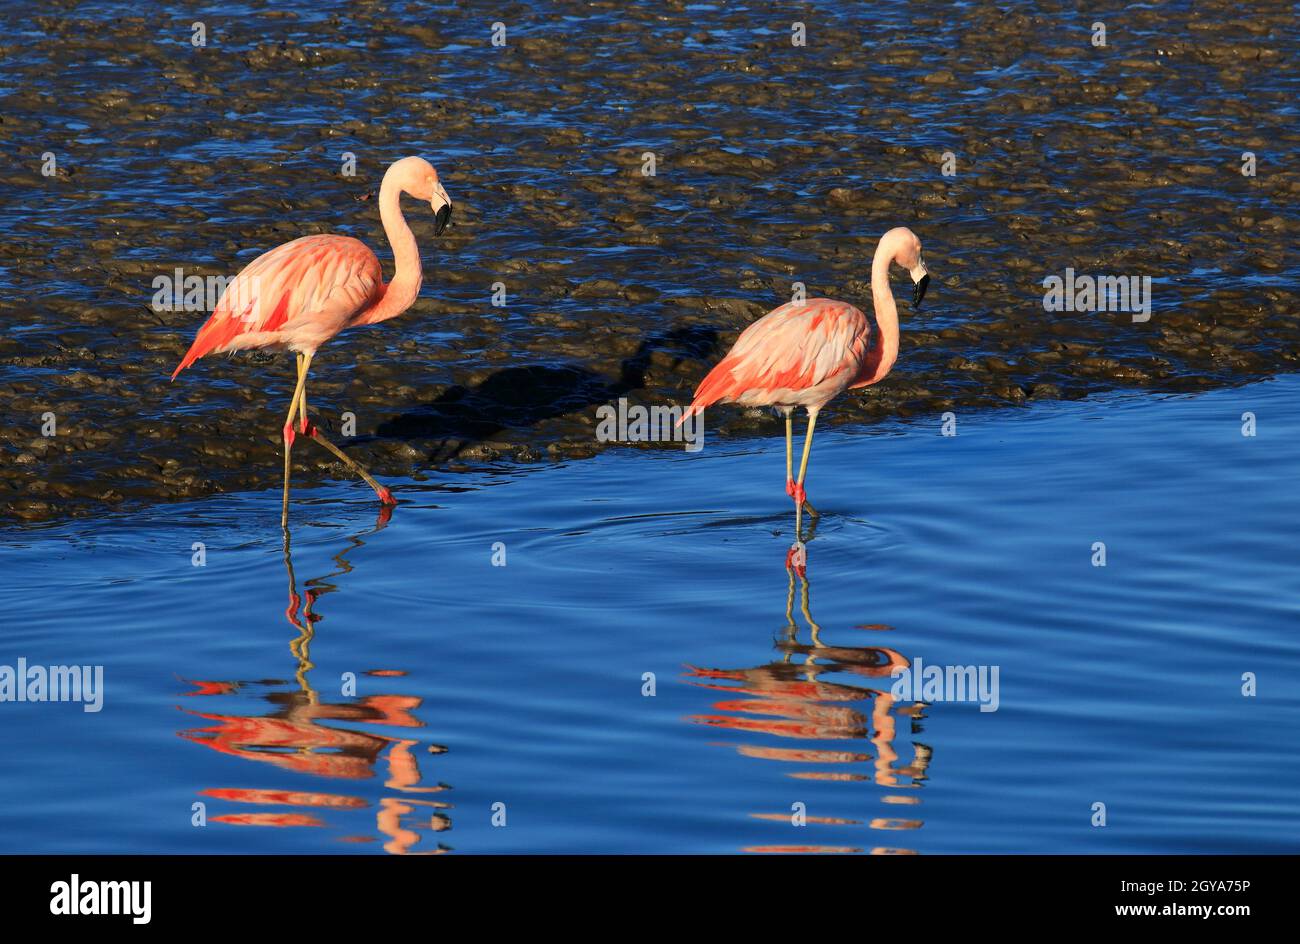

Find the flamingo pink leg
[[784, 409, 819, 520], [794, 409, 819, 537], [298, 355, 311, 435], [785, 410, 795, 497], [305, 423, 396, 506], [292, 353, 395, 505], [281, 353, 312, 527]]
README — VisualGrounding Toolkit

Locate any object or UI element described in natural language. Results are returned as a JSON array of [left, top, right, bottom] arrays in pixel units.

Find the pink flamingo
[[171, 156, 453, 525], [681, 227, 929, 535]]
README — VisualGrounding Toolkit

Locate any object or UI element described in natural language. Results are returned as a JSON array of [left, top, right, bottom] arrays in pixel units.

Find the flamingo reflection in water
[[178, 511, 451, 854], [687, 542, 933, 854]]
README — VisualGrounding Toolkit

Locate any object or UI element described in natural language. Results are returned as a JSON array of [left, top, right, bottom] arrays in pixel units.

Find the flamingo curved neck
[[363, 171, 423, 324], [854, 239, 901, 387]]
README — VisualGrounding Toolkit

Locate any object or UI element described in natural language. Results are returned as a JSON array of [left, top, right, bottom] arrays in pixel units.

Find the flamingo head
[[394, 156, 454, 235], [880, 227, 930, 310], [897, 228, 930, 310]]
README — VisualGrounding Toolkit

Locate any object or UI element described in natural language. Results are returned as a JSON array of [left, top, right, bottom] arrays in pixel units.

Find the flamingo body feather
[[171, 235, 384, 379], [684, 298, 873, 416]]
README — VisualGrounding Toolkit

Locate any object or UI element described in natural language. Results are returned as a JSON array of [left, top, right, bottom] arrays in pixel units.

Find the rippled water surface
[[2, 376, 1298, 854]]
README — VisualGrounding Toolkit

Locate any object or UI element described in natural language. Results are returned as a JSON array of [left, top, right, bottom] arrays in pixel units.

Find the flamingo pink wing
[[171, 234, 381, 379], [684, 298, 870, 415]]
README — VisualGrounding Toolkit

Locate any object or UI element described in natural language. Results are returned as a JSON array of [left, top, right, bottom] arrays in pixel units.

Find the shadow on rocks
[[375, 324, 720, 462]]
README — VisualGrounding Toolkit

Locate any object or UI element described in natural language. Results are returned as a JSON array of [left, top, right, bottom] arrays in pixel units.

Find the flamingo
[[170, 155, 453, 525], [681, 227, 929, 536]]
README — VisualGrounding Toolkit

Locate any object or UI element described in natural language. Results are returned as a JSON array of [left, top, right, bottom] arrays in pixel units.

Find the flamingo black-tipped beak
[[434, 203, 452, 236], [912, 272, 930, 310]]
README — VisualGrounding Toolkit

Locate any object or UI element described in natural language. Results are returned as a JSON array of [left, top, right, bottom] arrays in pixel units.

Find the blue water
[[2, 377, 1299, 854]]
